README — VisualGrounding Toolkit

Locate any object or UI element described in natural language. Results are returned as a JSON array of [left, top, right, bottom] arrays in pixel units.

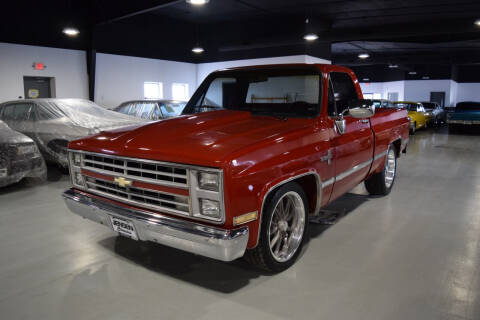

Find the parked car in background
[[421, 101, 445, 125], [114, 100, 187, 120], [393, 101, 429, 134], [372, 99, 395, 109], [0, 120, 46, 187], [447, 101, 480, 132], [0, 99, 146, 169], [63, 64, 409, 272]]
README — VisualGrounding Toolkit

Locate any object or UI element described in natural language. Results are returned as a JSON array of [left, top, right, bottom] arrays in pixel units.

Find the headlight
[[190, 169, 224, 222], [68, 151, 85, 188], [199, 199, 220, 218], [0, 157, 8, 177], [73, 153, 82, 166], [407, 116, 412, 121], [198, 172, 219, 191]]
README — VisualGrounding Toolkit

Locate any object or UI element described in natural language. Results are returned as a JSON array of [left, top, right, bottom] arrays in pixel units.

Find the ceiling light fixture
[[63, 27, 80, 37], [363, 78, 370, 81], [186, 0, 209, 5], [474, 19, 480, 26], [358, 53, 370, 59], [192, 47, 204, 54], [409, 71, 417, 75], [422, 76, 430, 80], [388, 64, 399, 68], [304, 33, 319, 41]]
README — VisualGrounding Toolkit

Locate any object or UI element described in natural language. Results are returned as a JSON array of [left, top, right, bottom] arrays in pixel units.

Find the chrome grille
[[81, 153, 188, 188], [84, 176, 190, 216]]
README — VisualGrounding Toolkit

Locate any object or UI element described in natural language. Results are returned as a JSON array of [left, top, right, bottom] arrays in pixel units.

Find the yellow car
[[393, 101, 429, 134]]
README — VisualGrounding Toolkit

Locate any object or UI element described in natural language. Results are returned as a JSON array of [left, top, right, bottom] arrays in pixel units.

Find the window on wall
[[144, 82, 163, 99], [373, 93, 382, 99], [363, 93, 374, 99], [172, 83, 189, 101]]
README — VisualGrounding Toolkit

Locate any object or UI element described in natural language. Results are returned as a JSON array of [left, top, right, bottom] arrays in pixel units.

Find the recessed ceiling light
[[358, 53, 370, 59], [186, 0, 209, 5], [474, 19, 480, 26], [304, 33, 319, 41], [363, 78, 370, 81], [388, 64, 399, 68], [63, 27, 79, 37], [422, 76, 430, 80], [192, 47, 204, 54], [409, 71, 417, 75]]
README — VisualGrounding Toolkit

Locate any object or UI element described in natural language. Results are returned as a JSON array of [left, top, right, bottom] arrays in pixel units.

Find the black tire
[[245, 182, 308, 272], [449, 124, 457, 134], [410, 122, 416, 135], [365, 145, 397, 196]]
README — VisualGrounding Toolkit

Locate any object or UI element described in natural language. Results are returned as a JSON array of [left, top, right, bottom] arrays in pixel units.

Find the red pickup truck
[[63, 64, 409, 272]]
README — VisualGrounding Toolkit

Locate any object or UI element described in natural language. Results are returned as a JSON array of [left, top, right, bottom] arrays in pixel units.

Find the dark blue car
[[447, 102, 480, 132]]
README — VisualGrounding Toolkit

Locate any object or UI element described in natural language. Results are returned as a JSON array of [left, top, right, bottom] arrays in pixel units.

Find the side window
[[2, 103, 33, 121], [330, 72, 359, 115], [327, 78, 337, 117]]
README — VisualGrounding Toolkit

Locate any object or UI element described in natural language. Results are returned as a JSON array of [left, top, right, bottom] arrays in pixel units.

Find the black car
[[0, 120, 46, 187]]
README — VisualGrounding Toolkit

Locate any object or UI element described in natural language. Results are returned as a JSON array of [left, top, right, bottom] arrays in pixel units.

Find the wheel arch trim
[[253, 170, 322, 248]]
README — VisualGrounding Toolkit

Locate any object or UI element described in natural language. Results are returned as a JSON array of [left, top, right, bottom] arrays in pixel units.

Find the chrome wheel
[[267, 191, 305, 263], [384, 148, 396, 189]]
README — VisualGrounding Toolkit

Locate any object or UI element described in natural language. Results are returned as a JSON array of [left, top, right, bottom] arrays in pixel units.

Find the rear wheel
[[245, 182, 308, 272], [365, 145, 397, 196]]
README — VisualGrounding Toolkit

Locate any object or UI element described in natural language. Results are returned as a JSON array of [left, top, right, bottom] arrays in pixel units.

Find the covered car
[[447, 101, 480, 132], [0, 99, 146, 168], [0, 120, 46, 187], [113, 100, 187, 120]]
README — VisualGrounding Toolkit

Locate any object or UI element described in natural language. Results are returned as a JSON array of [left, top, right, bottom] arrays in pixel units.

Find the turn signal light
[[233, 211, 258, 226]]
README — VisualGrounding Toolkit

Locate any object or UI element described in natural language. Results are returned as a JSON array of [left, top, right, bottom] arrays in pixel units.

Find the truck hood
[[69, 110, 313, 167]]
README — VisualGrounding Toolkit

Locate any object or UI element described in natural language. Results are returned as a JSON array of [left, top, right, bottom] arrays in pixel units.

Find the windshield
[[183, 69, 322, 118], [394, 102, 420, 112], [422, 102, 435, 109], [456, 102, 480, 111], [160, 102, 186, 118]]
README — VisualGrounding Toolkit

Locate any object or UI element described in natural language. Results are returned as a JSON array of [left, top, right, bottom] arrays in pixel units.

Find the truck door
[[328, 72, 374, 202]]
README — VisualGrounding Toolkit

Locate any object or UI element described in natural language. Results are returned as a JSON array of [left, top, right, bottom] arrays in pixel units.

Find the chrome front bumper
[[62, 188, 249, 261], [447, 119, 480, 125]]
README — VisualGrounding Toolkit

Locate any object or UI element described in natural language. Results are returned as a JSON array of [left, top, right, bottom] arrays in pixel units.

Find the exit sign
[[32, 62, 46, 70]]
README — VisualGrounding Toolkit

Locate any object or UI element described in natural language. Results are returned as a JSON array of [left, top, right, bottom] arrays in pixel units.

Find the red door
[[327, 72, 374, 202]]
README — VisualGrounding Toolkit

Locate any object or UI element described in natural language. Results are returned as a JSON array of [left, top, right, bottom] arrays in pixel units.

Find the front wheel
[[245, 182, 308, 272], [410, 122, 416, 135], [365, 145, 397, 196]]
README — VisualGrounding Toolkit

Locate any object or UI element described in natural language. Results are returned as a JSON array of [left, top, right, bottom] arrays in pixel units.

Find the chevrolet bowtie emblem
[[114, 177, 132, 187]]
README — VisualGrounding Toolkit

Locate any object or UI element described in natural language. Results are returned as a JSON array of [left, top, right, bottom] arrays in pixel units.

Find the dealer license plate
[[110, 216, 138, 240]]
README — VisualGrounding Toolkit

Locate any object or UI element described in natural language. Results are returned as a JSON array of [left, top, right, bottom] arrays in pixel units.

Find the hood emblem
[[114, 177, 132, 188]]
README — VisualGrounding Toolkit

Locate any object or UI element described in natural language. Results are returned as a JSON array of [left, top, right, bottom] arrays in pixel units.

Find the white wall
[[359, 81, 404, 101], [0, 42, 88, 102], [95, 53, 197, 108], [456, 83, 480, 103], [404, 80, 453, 105], [196, 55, 331, 85]]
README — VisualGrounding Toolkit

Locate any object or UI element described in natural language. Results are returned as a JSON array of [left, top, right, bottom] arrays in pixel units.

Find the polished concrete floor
[[1, 126, 480, 320]]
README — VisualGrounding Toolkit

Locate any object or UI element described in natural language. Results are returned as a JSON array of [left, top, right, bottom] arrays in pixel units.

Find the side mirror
[[335, 118, 346, 135], [347, 99, 375, 118]]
